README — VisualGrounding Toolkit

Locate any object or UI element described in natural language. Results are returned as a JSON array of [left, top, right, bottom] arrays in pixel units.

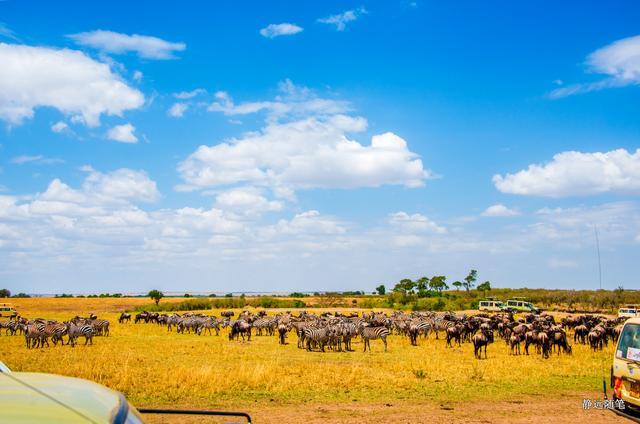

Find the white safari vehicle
[[478, 298, 505, 312], [618, 305, 639, 319]]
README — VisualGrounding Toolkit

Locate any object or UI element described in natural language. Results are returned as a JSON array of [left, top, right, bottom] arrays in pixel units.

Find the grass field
[[0, 298, 621, 423]]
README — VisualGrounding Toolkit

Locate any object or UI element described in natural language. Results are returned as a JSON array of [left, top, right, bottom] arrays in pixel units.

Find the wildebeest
[[472, 329, 494, 359]]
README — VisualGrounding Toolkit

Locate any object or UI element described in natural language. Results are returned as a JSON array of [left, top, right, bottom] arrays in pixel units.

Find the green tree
[[463, 269, 477, 292], [415, 277, 430, 297], [393, 278, 416, 294], [452, 281, 463, 291], [375, 285, 386, 295], [0, 289, 11, 298], [429, 276, 448, 294], [477, 280, 491, 297], [147, 289, 164, 305]]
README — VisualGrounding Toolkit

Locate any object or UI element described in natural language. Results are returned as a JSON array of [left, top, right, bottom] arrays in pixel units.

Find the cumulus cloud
[[260, 23, 303, 38], [168, 102, 188, 118], [68, 30, 186, 59], [388, 212, 446, 234], [493, 148, 640, 197], [0, 43, 144, 126], [215, 187, 282, 215], [550, 34, 640, 98], [482, 204, 520, 217], [107, 123, 138, 143], [318, 7, 367, 31], [276, 210, 346, 235], [178, 116, 429, 192], [133, 70, 143, 81]]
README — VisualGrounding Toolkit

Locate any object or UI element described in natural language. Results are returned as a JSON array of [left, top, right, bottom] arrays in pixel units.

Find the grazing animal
[[472, 330, 494, 359], [119, 313, 131, 324], [359, 326, 390, 352]]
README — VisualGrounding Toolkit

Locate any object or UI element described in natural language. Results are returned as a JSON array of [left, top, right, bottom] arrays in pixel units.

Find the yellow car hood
[[0, 372, 125, 423]]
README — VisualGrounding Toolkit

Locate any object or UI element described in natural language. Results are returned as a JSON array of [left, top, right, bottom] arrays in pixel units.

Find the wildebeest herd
[[4, 309, 629, 359], [1, 314, 110, 348]]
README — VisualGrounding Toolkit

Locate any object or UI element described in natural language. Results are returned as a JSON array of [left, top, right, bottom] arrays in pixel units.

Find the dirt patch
[[142, 392, 620, 423]]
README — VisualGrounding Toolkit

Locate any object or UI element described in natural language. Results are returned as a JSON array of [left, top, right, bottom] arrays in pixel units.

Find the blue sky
[[1, 1, 639, 293]]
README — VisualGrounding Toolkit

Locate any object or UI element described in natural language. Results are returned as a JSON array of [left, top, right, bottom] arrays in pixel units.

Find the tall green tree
[[393, 278, 416, 294], [429, 276, 448, 294], [147, 289, 164, 305], [415, 276, 430, 297], [375, 284, 386, 295], [452, 281, 462, 291], [0, 289, 10, 298], [477, 280, 491, 297], [463, 269, 477, 292]]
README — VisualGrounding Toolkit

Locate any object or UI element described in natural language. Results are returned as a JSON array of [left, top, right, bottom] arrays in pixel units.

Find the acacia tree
[[393, 278, 416, 295], [452, 281, 462, 291], [375, 285, 386, 295], [0, 289, 10, 298], [148, 289, 164, 305], [477, 280, 491, 297], [429, 276, 449, 294], [463, 269, 477, 292], [415, 277, 430, 297]]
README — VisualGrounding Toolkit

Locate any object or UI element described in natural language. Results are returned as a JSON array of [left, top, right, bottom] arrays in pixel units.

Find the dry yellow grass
[[0, 298, 615, 415]]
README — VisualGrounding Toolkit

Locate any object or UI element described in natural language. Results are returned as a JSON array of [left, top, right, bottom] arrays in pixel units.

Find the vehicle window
[[617, 324, 640, 360]]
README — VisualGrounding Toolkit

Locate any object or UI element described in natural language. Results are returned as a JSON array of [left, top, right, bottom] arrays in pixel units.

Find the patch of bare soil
[[142, 391, 622, 423]]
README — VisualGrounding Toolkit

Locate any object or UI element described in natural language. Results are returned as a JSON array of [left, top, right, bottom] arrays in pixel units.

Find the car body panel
[[613, 317, 640, 413], [0, 372, 123, 423]]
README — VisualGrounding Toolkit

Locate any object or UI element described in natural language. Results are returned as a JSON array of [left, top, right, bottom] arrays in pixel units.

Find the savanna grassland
[[0, 298, 621, 423]]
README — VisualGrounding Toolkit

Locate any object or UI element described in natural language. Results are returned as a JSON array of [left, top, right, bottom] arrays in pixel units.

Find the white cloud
[[388, 212, 446, 234], [107, 123, 138, 143], [260, 23, 303, 38], [318, 7, 367, 31], [68, 30, 186, 60], [10, 155, 64, 165], [168, 102, 188, 118], [0, 43, 144, 126], [51, 121, 69, 133], [174, 88, 206, 99], [550, 34, 640, 98], [276, 210, 346, 235], [482, 204, 520, 217], [493, 149, 640, 197], [179, 116, 429, 192], [80, 167, 160, 203], [215, 187, 282, 215], [187, 82, 430, 195], [133, 70, 143, 81]]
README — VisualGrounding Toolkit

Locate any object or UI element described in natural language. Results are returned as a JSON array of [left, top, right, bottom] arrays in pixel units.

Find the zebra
[[66, 322, 93, 347], [25, 323, 44, 348], [303, 327, 330, 352], [408, 320, 431, 346], [90, 319, 110, 336], [359, 325, 390, 352], [430, 316, 457, 340]]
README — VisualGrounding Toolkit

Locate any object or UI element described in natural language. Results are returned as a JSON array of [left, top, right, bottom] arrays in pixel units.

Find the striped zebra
[[359, 325, 390, 352], [303, 327, 330, 352], [408, 320, 431, 346], [91, 319, 110, 336], [67, 322, 93, 347], [430, 316, 457, 340], [25, 323, 45, 348], [42, 322, 68, 346]]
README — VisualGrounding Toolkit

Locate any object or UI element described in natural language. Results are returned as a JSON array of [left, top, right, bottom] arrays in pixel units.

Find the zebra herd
[[129, 308, 630, 357], [2, 315, 110, 348], [10, 307, 627, 357]]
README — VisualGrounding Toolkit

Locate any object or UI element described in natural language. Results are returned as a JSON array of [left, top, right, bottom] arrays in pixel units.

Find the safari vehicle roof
[[623, 317, 640, 326], [0, 371, 125, 423]]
